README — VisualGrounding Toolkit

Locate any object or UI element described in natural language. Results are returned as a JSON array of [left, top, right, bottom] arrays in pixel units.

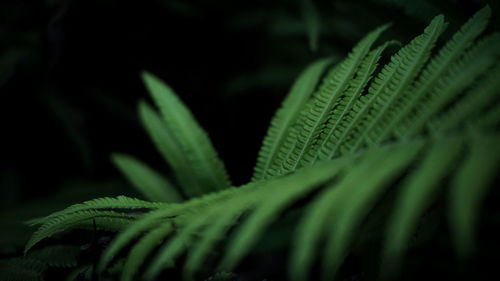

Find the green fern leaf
[[395, 33, 500, 138], [320, 140, 423, 281], [280, 23, 390, 173], [121, 223, 174, 281], [370, 6, 491, 143], [341, 14, 445, 153], [381, 138, 463, 278], [309, 40, 398, 163], [25, 211, 135, 254], [252, 57, 333, 181], [139, 101, 207, 197], [112, 153, 183, 202], [28, 196, 165, 226], [428, 64, 500, 133], [98, 187, 239, 272], [142, 72, 231, 194], [449, 134, 500, 258], [219, 156, 352, 271]]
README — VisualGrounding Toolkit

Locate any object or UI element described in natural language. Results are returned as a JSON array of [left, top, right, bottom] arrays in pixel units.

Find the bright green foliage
[[138, 101, 205, 197], [112, 153, 182, 202], [252, 57, 333, 181], [279, 24, 390, 174], [309, 40, 397, 164], [25, 210, 135, 254], [27, 196, 166, 226], [373, 5, 492, 142], [26, 6, 500, 281], [142, 72, 231, 196]]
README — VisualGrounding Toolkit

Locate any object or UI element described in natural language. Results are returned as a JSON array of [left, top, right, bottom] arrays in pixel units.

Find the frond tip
[[142, 71, 232, 196]]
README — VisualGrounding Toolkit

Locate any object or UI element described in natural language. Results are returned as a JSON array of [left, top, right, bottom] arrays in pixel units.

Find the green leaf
[[142, 72, 231, 195], [280, 23, 390, 173], [112, 153, 183, 202], [139, 101, 206, 198], [320, 140, 423, 281], [344, 14, 445, 152], [371, 6, 491, 142], [25, 211, 134, 254], [381, 138, 463, 278], [449, 134, 500, 258], [253, 57, 333, 181]]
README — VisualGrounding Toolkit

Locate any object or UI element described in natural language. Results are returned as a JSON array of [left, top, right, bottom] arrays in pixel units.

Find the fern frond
[[121, 223, 174, 281], [342, 14, 445, 153], [449, 134, 500, 258], [252, 57, 333, 181], [28, 196, 165, 226], [219, 155, 352, 272], [142, 72, 231, 195], [289, 145, 412, 281], [428, 64, 500, 133], [314, 15, 444, 161], [381, 138, 463, 278], [112, 153, 183, 202], [140, 154, 357, 280], [320, 141, 422, 280], [98, 186, 240, 271], [395, 33, 500, 138], [139, 101, 207, 197], [369, 6, 491, 143], [279, 23, 390, 173], [310, 40, 398, 163], [25, 210, 135, 254], [143, 181, 272, 280]]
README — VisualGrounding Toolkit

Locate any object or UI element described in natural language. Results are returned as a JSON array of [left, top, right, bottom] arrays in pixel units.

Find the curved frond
[[395, 33, 500, 137], [112, 153, 183, 202], [370, 6, 492, 142], [121, 223, 174, 281], [253, 57, 333, 181], [25, 211, 135, 254], [310, 40, 398, 163], [279, 23, 390, 174], [429, 64, 500, 133], [381, 138, 463, 278], [98, 187, 240, 272], [142, 72, 231, 194], [219, 155, 353, 272], [449, 134, 500, 258], [341, 14, 445, 153], [139, 101, 207, 197], [28, 196, 165, 226]]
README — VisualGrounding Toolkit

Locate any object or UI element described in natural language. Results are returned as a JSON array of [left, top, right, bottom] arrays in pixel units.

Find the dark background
[[1, 0, 498, 251]]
